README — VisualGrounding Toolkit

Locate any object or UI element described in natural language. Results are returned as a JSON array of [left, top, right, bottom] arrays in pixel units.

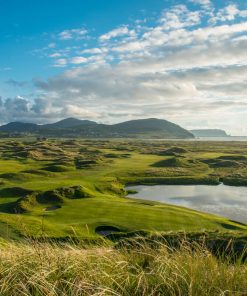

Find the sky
[[0, 0, 247, 135]]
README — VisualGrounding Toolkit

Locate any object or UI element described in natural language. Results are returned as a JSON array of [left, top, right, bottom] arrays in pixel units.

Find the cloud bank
[[1, 2, 247, 135]]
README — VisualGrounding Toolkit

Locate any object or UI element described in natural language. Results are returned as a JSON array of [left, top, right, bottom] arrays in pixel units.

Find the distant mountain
[[0, 118, 194, 139], [0, 122, 39, 132], [43, 118, 97, 129], [190, 129, 229, 137], [111, 118, 194, 138]]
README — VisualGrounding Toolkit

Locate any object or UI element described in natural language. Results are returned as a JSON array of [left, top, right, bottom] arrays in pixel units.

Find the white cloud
[[240, 10, 247, 18], [3, 2, 247, 134], [99, 26, 135, 41], [159, 5, 201, 30], [79, 48, 108, 54], [70, 56, 88, 64], [35, 10, 247, 134], [113, 41, 144, 52], [189, 0, 212, 7], [53, 58, 68, 67], [210, 4, 247, 23], [220, 4, 240, 21], [59, 31, 72, 40], [58, 28, 87, 40], [48, 43, 56, 48], [49, 53, 62, 58], [64, 104, 99, 118]]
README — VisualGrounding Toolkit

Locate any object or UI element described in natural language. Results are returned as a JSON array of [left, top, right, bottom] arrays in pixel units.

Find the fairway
[[0, 139, 246, 239]]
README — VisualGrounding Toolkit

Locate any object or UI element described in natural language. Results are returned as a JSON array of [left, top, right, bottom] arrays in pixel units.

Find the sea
[[147, 137, 247, 142], [192, 136, 247, 142]]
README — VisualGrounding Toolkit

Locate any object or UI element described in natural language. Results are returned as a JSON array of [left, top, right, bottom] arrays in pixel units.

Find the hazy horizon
[[0, 0, 247, 135]]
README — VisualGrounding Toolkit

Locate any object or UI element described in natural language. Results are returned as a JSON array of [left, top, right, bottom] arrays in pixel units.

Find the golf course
[[0, 138, 246, 239]]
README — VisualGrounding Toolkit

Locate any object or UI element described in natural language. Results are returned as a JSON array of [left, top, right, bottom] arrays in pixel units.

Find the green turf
[[0, 139, 246, 239]]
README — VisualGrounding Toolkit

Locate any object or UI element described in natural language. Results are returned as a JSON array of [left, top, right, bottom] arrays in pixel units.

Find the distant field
[[0, 138, 246, 239]]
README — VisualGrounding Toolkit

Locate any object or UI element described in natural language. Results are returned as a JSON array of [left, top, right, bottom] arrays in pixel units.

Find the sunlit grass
[[0, 238, 245, 295]]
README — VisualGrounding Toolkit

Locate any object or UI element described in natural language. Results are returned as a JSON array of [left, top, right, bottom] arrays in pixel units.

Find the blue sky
[[0, 0, 167, 83], [0, 0, 247, 134]]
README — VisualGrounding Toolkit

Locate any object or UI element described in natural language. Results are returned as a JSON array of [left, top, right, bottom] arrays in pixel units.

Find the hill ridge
[[0, 117, 194, 139]]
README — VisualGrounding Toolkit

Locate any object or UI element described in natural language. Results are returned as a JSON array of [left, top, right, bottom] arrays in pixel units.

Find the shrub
[[14, 193, 39, 213], [38, 190, 65, 204]]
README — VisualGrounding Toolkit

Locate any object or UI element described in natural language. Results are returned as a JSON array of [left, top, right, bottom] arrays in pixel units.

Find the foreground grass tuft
[[0, 238, 246, 295]]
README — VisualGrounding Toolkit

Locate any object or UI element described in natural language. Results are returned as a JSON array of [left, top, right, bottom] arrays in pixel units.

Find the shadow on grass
[[0, 187, 33, 197], [0, 201, 17, 213]]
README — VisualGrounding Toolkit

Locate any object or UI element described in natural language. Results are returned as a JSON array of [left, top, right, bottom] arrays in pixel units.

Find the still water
[[127, 184, 247, 224]]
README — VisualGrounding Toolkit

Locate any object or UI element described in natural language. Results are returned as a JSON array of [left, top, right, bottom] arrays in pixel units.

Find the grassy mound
[[5, 142, 71, 161], [0, 173, 33, 182], [54, 186, 94, 199], [213, 160, 241, 168], [0, 173, 18, 180], [158, 147, 188, 156], [0, 187, 33, 197], [218, 155, 247, 161], [43, 164, 73, 172], [15, 150, 43, 160], [104, 153, 131, 158], [23, 169, 54, 176], [38, 186, 94, 203], [95, 181, 127, 196], [45, 205, 62, 211], [152, 157, 200, 168], [55, 159, 75, 166], [14, 193, 39, 213], [202, 158, 242, 168], [13, 186, 94, 213], [74, 156, 101, 169], [38, 190, 65, 204], [61, 139, 78, 146]]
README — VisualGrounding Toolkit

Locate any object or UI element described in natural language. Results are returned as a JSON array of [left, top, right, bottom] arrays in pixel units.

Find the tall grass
[[0, 238, 246, 296]]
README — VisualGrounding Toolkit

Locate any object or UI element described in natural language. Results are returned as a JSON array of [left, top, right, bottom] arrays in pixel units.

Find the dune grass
[[0, 237, 245, 296]]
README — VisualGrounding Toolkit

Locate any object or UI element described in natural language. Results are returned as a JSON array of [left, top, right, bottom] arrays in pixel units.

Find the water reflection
[[127, 184, 247, 224]]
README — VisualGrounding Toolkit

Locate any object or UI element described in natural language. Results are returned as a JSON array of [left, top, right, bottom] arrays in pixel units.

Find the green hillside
[[0, 139, 246, 239], [0, 118, 194, 139]]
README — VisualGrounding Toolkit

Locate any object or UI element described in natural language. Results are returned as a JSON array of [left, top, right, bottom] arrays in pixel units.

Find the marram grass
[[0, 238, 245, 296]]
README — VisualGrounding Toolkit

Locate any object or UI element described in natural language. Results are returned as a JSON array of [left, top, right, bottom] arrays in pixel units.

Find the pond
[[127, 184, 247, 224]]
